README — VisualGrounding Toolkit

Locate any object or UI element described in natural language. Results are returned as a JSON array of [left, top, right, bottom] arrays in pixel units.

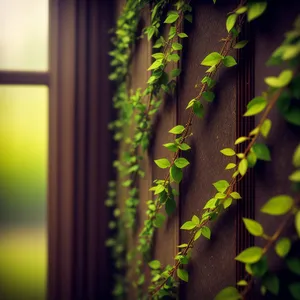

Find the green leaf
[[234, 40, 248, 49], [163, 142, 177, 152], [177, 243, 188, 248], [220, 148, 236, 156], [154, 158, 171, 169], [170, 165, 183, 183], [181, 221, 196, 230], [154, 184, 165, 195], [238, 159, 248, 176], [193, 101, 204, 118], [265, 69, 293, 88], [203, 91, 215, 102], [226, 163, 236, 170], [237, 280, 248, 286], [148, 60, 163, 70], [169, 125, 185, 134], [230, 192, 242, 199], [289, 170, 300, 182], [172, 42, 183, 50], [223, 56, 237, 67], [201, 52, 223, 66], [263, 273, 279, 295], [223, 197, 232, 209], [186, 98, 196, 109], [194, 229, 202, 241], [275, 237, 291, 258], [201, 226, 211, 239], [293, 144, 300, 167], [235, 136, 249, 145], [247, 152, 257, 168], [178, 32, 188, 38], [214, 286, 242, 300], [153, 213, 166, 228], [246, 256, 268, 277], [174, 157, 190, 169], [192, 215, 200, 225], [152, 53, 164, 59], [171, 68, 181, 78], [226, 14, 237, 32], [168, 53, 180, 62], [261, 195, 294, 215], [165, 198, 176, 215], [213, 180, 229, 193], [252, 143, 271, 161], [235, 247, 263, 264], [289, 283, 300, 300], [204, 198, 218, 209], [296, 211, 300, 238], [244, 96, 267, 116], [247, 2, 267, 22], [148, 260, 161, 269], [243, 218, 263, 236], [185, 14, 192, 23], [260, 119, 272, 138], [177, 268, 188, 282], [287, 257, 300, 275], [236, 153, 245, 159], [236, 6, 247, 14], [178, 143, 191, 151], [164, 11, 179, 23]]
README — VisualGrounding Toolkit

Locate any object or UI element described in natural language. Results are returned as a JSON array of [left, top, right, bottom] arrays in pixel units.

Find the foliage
[[106, 0, 300, 299]]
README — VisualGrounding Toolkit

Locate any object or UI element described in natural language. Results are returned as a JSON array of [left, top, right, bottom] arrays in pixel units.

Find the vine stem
[[150, 78, 287, 297]]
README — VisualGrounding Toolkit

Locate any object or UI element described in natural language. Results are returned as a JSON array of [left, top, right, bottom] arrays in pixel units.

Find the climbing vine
[[106, 0, 300, 299]]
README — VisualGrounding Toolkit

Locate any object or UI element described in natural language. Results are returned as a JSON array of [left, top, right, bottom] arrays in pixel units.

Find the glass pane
[[0, 85, 48, 300], [0, 0, 48, 71]]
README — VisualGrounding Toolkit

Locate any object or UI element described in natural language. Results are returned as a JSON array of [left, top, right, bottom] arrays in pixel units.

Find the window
[[0, 0, 49, 299]]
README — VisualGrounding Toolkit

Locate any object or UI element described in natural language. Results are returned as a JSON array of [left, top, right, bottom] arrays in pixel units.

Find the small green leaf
[[289, 283, 300, 300], [287, 257, 300, 275], [193, 101, 204, 118], [174, 157, 189, 169], [169, 125, 185, 134], [177, 268, 188, 282], [201, 52, 223, 66], [263, 273, 279, 295], [194, 229, 202, 241], [226, 14, 237, 32], [230, 192, 242, 199], [177, 243, 188, 248], [178, 32, 188, 38], [178, 143, 191, 151], [214, 286, 242, 300], [171, 68, 181, 78], [261, 195, 294, 215], [265, 69, 293, 88], [220, 148, 236, 156], [225, 163, 236, 170], [201, 226, 211, 239], [235, 247, 263, 264], [236, 153, 245, 159], [289, 170, 300, 182], [260, 119, 272, 138], [148, 260, 161, 269], [192, 215, 200, 225], [203, 91, 215, 102], [243, 218, 263, 236], [234, 40, 248, 49], [236, 6, 247, 14], [244, 96, 267, 116], [275, 237, 291, 258], [252, 143, 271, 161], [154, 158, 171, 169], [247, 152, 257, 168], [148, 60, 163, 70], [186, 98, 196, 109], [238, 159, 248, 176], [185, 14, 192, 23], [213, 180, 230, 193], [247, 2, 267, 22], [152, 53, 164, 59], [181, 221, 196, 230], [163, 142, 177, 152], [153, 213, 166, 228], [223, 197, 232, 209], [168, 53, 180, 62], [164, 11, 179, 23], [223, 55, 237, 67], [295, 211, 300, 238], [235, 136, 249, 145], [172, 42, 183, 50], [165, 198, 176, 215], [204, 198, 218, 209], [154, 184, 165, 195], [170, 165, 183, 183], [293, 145, 300, 167], [237, 280, 248, 286]]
